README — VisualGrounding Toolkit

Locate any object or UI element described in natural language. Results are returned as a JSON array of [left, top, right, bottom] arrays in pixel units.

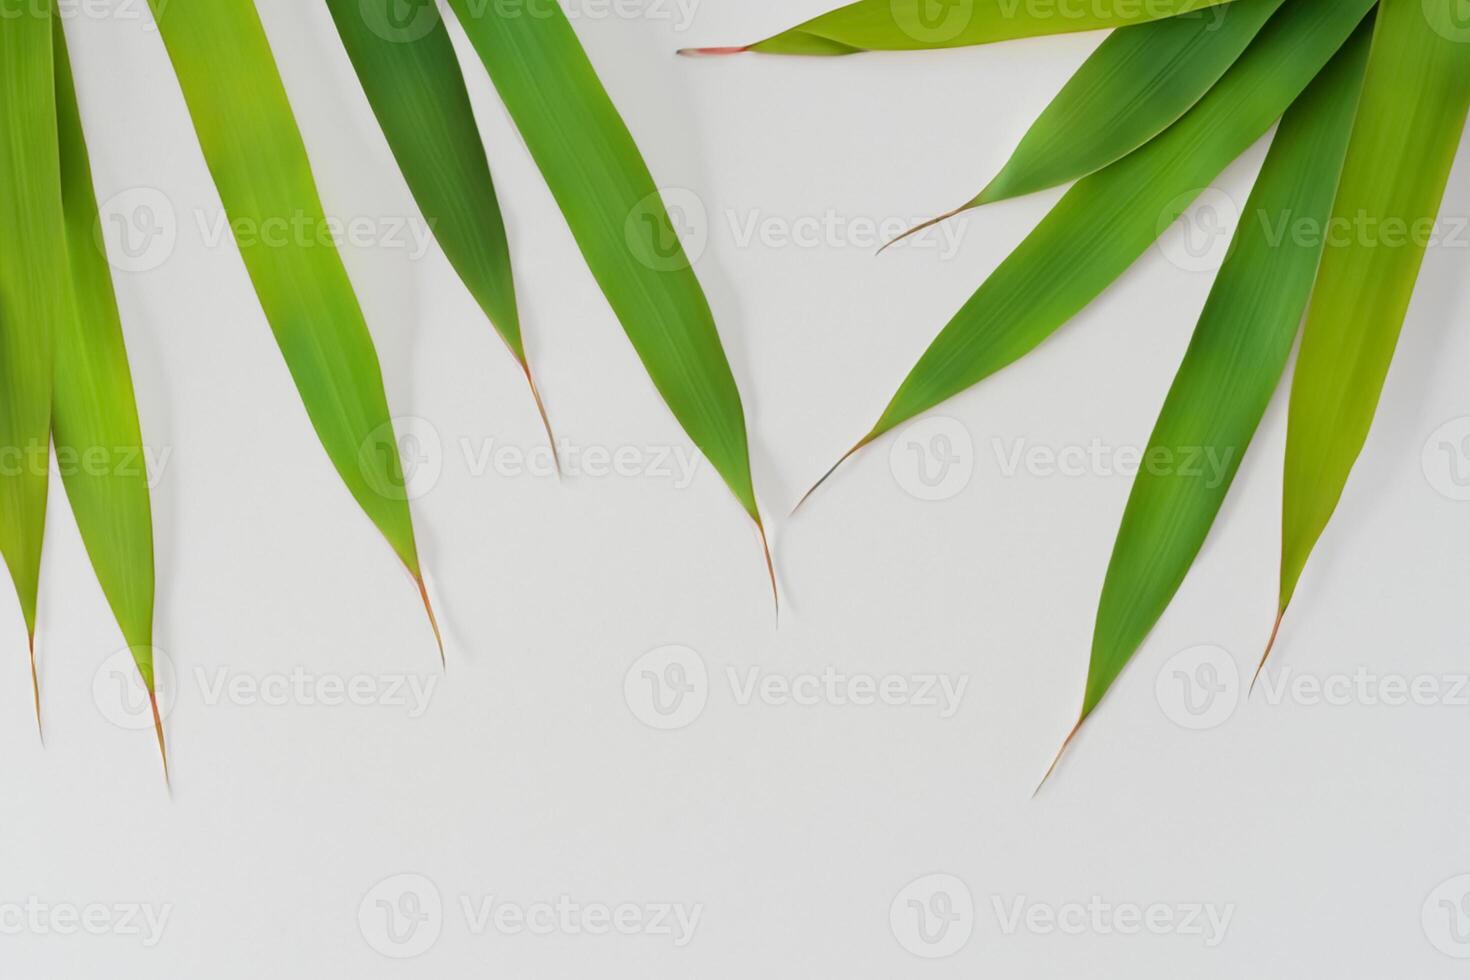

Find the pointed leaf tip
[[415, 575, 445, 668], [1250, 610, 1287, 695], [676, 45, 751, 57]]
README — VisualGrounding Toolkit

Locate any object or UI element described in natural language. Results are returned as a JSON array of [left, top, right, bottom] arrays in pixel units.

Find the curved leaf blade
[[53, 27, 156, 678], [444, 2, 769, 569], [1081, 24, 1369, 726], [1276, 0, 1470, 630], [325, 1, 554, 440], [976, 0, 1283, 207], [146, 0, 440, 647], [0, 5, 61, 684], [688, 0, 1237, 56]]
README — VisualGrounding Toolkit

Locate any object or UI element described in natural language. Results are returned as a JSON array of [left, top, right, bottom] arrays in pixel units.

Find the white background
[[6, 0, 1470, 975]]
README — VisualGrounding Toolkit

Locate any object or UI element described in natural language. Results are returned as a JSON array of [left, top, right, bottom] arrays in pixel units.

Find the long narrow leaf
[[145, 0, 441, 650], [1269, 0, 1470, 665], [444, 0, 773, 596], [1075, 24, 1369, 743], [0, 2, 62, 722], [802, 0, 1376, 503], [974, 0, 1283, 207], [682, 0, 1238, 56], [325, 0, 555, 449], [53, 21, 165, 768]]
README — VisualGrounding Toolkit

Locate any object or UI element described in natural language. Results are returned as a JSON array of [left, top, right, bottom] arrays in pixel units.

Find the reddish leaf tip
[[791, 439, 870, 516], [677, 45, 751, 57], [877, 203, 972, 256], [416, 574, 446, 668], [755, 518, 779, 622], [1034, 717, 1085, 798], [1250, 609, 1288, 695], [520, 360, 562, 479], [149, 688, 170, 791], [27, 631, 41, 746]]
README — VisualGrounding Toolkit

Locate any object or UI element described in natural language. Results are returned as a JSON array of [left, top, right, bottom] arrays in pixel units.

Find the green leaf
[[1079, 22, 1369, 732], [326, 0, 555, 446], [1273, 0, 1470, 651], [974, 0, 1284, 207], [801, 0, 1376, 501], [682, 0, 1238, 56], [444, 0, 773, 591], [53, 21, 162, 751], [146, 0, 441, 650], [0, 2, 62, 712]]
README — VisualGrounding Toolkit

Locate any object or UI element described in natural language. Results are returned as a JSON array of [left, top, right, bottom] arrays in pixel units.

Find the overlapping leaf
[[1270, 0, 1470, 668], [803, 0, 1375, 501], [326, 0, 556, 449], [0, 3, 62, 722], [1080, 21, 1369, 735], [53, 20, 165, 767], [146, 0, 441, 651], [975, 0, 1283, 206], [684, 0, 1239, 55], [444, 0, 773, 595]]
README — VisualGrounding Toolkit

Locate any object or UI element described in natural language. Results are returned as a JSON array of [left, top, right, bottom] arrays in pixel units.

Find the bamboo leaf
[[974, 0, 1284, 207], [146, 0, 441, 651], [802, 0, 1376, 505], [53, 20, 165, 767], [444, 0, 773, 593], [1270, 0, 1470, 664], [325, 0, 556, 448], [0, 2, 62, 719], [682, 0, 1238, 56], [1076, 23, 1369, 737]]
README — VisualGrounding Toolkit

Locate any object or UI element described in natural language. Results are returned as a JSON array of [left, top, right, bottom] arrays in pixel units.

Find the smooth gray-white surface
[[7, 1, 1470, 975]]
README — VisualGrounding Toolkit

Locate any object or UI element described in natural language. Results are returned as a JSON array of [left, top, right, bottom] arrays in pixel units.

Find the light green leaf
[[0, 2, 62, 716], [682, 0, 1238, 56], [801, 0, 1375, 504], [146, 0, 441, 651], [974, 0, 1284, 206], [52, 20, 164, 764], [1079, 22, 1369, 733], [444, 0, 773, 594], [326, 0, 556, 447], [1273, 0, 1470, 656]]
